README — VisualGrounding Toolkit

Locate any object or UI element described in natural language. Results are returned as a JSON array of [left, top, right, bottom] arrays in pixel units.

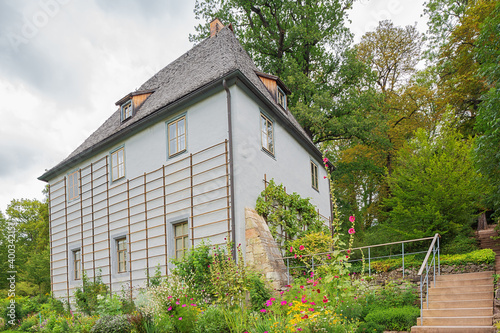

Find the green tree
[[191, 0, 385, 143], [0, 197, 50, 295], [384, 121, 484, 242], [474, 0, 500, 215]]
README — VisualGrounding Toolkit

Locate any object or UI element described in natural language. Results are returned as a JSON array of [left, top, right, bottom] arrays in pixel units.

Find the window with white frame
[[111, 148, 125, 181], [121, 101, 133, 121], [277, 86, 287, 110], [73, 249, 81, 280], [116, 238, 127, 273], [68, 170, 79, 201], [311, 161, 319, 191], [261, 114, 274, 154], [174, 222, 189, 260], [168, 116, 186, 157]]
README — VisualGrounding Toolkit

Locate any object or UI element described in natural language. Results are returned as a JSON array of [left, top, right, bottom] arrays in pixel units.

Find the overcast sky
[[0, 0, 427, 214]]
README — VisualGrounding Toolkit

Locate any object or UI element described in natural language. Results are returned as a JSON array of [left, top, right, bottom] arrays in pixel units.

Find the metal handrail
[[282, 235, 438, 284], [417, 233, 441, 326]]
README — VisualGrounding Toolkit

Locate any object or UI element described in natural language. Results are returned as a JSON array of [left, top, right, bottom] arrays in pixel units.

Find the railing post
[[402, 243, 405, 279], [433, 250, 436, 287], [437, 236, 440, 276], [420, 274, 423, 326], [287, 258, 290, 285], [368, 247, 371, 276]]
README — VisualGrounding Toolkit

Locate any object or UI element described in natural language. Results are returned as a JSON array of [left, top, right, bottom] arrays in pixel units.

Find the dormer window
[[277, 86, 287, 110], [121, 101, 133, 121]]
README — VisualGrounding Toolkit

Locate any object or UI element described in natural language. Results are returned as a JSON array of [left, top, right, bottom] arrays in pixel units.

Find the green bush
[[18, 314, 38, 331], [1, 297, 23, 328], [364, 306, 419, 331], [193, 305, 230, 333], [370, 249, 495, 273], [248, 274, 272, 312], [91, 314, 131, 333], [171, 241, 214, 298], [74, 271, 108, 315], [356, 321, 385, 333], [442, 234, 479, 254]]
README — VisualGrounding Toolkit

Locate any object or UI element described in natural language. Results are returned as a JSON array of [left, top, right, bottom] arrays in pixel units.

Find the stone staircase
[[410, 270, 495, 332], [478, 225, 500, 272]]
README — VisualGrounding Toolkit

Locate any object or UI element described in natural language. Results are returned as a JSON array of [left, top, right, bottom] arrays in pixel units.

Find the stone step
[[428, 285, 492, 295], [411, 325, 495, 333], [416, 316, 492, 326], [436, 271, 494, 281], [423, 299, 493, 309], [433, 277, 493, 287], [429, 291, 493, 301], [422, 307, 493, 317]]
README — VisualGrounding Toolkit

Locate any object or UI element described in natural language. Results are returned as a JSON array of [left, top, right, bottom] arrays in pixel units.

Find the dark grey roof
[[39, 26, 317, 181]]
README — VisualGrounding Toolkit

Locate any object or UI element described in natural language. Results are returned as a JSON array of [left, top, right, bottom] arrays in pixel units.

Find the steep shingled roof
[[39, 26, 317, 181]]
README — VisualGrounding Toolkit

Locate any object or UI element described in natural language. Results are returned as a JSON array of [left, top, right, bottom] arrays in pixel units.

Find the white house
[[39, 20, 331, 302]]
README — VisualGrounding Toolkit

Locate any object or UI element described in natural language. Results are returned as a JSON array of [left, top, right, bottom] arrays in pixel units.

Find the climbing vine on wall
[[255, 179, 327, 245]]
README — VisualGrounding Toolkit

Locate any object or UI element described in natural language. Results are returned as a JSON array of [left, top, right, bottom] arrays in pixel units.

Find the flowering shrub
[[91, 314, 131, 333], [209, 241, 248, 307]]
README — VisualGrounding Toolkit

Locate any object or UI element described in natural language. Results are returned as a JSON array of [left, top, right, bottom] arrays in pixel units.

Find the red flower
[[348, 228, 355, 235], [349, 215, 355, 223]]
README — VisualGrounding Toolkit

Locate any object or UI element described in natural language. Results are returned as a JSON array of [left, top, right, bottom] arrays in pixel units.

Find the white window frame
[[311, 160, 319, 191], [261, 113, 274, 155], [168, 116, 187, 157], [116, 237, 127, 273], [73, 249, 81, 280], [110, 147, 125, 181], [174, 222, 189, 260], [121, 101, 133, 121], [277, 86, 287, 110]]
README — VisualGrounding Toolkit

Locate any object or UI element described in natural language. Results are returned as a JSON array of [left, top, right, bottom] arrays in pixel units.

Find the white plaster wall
[[231, 85, 331, 249]]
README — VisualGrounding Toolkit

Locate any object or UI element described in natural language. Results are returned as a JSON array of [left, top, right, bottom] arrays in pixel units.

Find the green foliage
[[0, 198, 50, 295], [91, 315, 131, 333], [147, 265, 163, 288], [210, 242, 248, 307], [474, 1, 500, 215], [364, 306, 419, 331], [95, 294, 122, 317], [171, 241, 214, 297], [247, 274, 272, 312], [384, 123, 483, 242], [356, 321, 385, 333], [193, 306, 230, 333], [370, 249, 495, 273], [442, 234, 479, 254], [256, 179, 327, 245], [74, 271, 108, 316]]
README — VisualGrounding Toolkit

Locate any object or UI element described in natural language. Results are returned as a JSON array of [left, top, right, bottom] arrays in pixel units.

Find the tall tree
[[384, 119, 484, 243], [474, 0, 500, 215], [191, 0, 383, 143], [424, 0, 496, 134], [0, 198, 50, 295]]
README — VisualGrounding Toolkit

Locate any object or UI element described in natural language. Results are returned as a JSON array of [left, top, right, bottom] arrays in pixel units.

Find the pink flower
[[323, 158, 329, 163], [310, 272, 314, 277], [290, 246, 293, 253], [348, 228, 355, 234], [310, 302, 316, 305], [176, 301, 180, 305], [347, 249, 351, 254], [270, 298, 276, 301], [323, 176, 327, 179], [281, 300, 287, 305], [294, 254, 297, 259], [167, 306, 172, 311], [346, 255, 349, 258], [260, 309, 267, 313], [178, 317, 182, 320], [299, 245, 305, 250], [182, 304, 187, 307], [349, 215, 355, 223]]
